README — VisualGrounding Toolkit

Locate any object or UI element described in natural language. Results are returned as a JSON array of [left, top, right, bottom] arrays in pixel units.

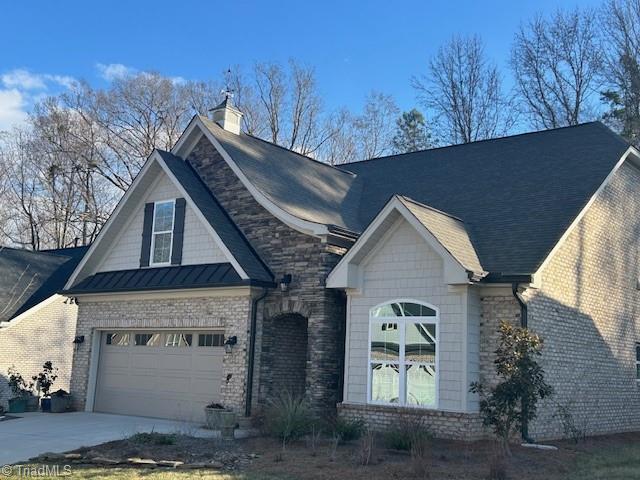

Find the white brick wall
[[99, 172, 227, 272], [344, 219, 476, 413], [0, 297, 77, 407]]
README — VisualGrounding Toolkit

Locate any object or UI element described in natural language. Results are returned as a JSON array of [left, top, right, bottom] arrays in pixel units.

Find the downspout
[[245, 288, 269, 417], [512, 282, 534, 443]]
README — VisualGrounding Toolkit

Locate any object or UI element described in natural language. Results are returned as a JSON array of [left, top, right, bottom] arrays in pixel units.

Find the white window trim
[[366, 299, 440, 410], [149, 199, 176, 267]]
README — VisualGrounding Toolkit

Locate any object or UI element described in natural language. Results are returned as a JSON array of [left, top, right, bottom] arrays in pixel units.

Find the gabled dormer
[[64, 150, 273, 293]]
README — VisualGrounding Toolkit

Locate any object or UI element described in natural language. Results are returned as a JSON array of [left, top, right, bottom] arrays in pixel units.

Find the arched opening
[[265, 313, 309, 400]]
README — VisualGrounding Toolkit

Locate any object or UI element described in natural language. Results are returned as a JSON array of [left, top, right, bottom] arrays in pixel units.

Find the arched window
[[368, 300, 438, 408]]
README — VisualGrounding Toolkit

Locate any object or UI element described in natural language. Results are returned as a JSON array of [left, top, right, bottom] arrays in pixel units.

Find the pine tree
[[391, 109, 432, 154]]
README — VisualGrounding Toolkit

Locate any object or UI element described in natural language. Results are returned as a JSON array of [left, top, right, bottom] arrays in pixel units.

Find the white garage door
[[94, 330, 224, 422]]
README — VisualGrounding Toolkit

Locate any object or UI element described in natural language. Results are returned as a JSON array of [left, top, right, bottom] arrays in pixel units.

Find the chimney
[[209, 96, 243, 135]]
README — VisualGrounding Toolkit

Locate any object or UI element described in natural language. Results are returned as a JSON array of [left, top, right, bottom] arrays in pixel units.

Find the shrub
[[384, 415, 431, 451], [333, 417, 366, 443], [32, 361, 58, 397], [410, 432, 432, 478], [355, 427, 375, 466], [262, 391, 312, 446], [553, 402, 587, 444], [7, 366, 31, 398], [470, 321, 553, 456], [130, 432, 177, 445]]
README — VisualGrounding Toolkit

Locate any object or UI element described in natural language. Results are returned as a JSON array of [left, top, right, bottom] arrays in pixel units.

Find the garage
[[94, 330, 225, 422]]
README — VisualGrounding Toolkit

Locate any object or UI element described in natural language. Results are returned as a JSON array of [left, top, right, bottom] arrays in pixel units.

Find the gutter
[[512, 282, 534, 443], [245, 288, 270, 417]]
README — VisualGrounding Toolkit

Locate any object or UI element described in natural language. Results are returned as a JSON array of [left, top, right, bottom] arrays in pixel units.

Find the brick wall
[[69, 294, 252, 412], [187, 138, 347, 413], [338, 403, 484, 440], [265, 313, 308, 399], [0, 297, 77, 408]]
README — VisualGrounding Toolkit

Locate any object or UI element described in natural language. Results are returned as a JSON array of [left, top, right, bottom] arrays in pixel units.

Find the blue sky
[[0, 0, 602, 130]]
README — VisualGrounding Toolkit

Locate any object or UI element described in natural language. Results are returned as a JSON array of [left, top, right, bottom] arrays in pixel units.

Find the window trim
[[149, 199, 176, 267], [366, 299, 439, 410]]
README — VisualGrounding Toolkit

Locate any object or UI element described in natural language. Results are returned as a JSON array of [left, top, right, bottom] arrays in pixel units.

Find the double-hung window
[[368, 300, 438, 408], [150, 200, 175, 265]]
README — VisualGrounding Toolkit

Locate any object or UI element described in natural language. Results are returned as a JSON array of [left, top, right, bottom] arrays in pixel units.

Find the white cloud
[[1, 69, 76, 91], [0, 89, 28, 131], [96, 63, 136, 81]]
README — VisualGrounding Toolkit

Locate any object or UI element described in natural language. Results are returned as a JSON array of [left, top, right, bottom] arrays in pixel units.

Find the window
[[636, 344, 640, 382], [198, 333, 225, 347], [369, 301, 438, 408], [134, 333, 161, 346], [165, 333, 192, 347], [105, 333, 129, 346], [150, 200, 175, 265]]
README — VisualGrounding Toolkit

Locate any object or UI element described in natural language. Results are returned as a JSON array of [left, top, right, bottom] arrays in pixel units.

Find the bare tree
[[352, 91, 399, 159], [511, 8, 604, 129], [413, 35, 514, 144], [319, 109, 359, 165], [601, 0, 640, 145]]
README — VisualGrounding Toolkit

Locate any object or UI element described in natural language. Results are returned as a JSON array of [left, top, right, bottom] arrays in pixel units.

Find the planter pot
[[50, 395, 71, 413], [8, 398, 27, 413], [26, 395, 39, 412], [219, 411, 237, 441], [204, 407, 227, 430], [40, 398, 51, 412]]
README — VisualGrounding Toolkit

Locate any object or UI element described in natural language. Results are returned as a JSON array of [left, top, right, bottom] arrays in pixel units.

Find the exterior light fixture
[[224, 336, 238, 353], [72, 335, 85, 345], [279, 274, 292, 292]]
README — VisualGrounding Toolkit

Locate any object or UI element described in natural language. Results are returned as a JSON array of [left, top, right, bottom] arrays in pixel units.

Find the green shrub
[[130, 432, 177, 445], [263, 391, 312, 444], [333, 417, 366, 443], [384, 415, 431, 451]]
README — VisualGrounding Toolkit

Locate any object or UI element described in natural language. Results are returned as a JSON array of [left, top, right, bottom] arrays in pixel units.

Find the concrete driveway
[[0, 412, 217, 465]]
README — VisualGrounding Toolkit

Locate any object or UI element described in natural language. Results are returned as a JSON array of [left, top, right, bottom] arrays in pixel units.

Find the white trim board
[[172, 115, 330, 237], [533, 146, 640, 284]]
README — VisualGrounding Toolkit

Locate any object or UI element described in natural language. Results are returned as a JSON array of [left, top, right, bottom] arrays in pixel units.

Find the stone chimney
[[209, 96, 243, 135]]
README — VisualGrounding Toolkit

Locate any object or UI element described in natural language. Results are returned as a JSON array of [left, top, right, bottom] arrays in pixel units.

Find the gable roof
[[190, 119, 631, 279], [397, 196, 485, 277], [157, 150, 273, 283], [199, 116, 363, 232], [0, 246, 87, 321]]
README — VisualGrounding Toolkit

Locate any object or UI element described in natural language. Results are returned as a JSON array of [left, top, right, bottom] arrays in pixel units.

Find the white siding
[[99, 172, 227, 272], [344, 219, 473, 413]]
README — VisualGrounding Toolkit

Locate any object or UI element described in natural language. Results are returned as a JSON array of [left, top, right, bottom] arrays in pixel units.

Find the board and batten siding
[[98, 172, 227, 272], [344, 219, 480, 413]]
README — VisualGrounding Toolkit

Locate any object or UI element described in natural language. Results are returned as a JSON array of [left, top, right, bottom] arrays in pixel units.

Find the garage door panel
[[95, 331, 224, 422]]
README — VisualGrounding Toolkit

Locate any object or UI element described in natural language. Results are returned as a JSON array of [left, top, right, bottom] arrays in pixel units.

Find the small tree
[[32, 361, 58, 398], [470, 321, 553, 457]]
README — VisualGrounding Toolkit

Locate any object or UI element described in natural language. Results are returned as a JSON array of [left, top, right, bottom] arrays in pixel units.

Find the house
[[63, 99, 640, 440], [0, 246, 87, 407]]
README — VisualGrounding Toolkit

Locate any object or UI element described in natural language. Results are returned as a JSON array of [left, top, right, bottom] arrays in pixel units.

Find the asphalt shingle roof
[[0, 246, 87, 322], [202, 120, 629, 278], [156, 149, 273, 283]]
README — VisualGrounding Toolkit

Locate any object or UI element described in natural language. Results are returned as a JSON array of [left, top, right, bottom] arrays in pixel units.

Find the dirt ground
[[64, 430, 640, 480]]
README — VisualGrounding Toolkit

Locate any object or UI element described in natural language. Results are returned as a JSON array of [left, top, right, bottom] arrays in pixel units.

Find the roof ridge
[[199, 115, 356, 177], [343, 121, 619, 166], [396, 195, 464, 222]]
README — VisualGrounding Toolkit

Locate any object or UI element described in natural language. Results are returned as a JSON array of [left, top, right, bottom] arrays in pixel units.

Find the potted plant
[[32, 361, 58, 412], [50, 389, 71, 413], [219, 410, 238, 441], [7, 366, 30, 413], [204, 402, 228, 430]]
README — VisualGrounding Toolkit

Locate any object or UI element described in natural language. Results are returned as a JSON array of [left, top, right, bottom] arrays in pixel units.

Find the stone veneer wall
[[69, 295, 252, 412], [338, 403, 485, 440], [266, 313, 308, 399], [187, 138, 347, 413], [0, 297, 77, 408]]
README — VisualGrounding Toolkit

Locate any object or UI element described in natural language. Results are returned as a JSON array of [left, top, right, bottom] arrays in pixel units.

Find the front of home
[[63, 99, 640, 440]]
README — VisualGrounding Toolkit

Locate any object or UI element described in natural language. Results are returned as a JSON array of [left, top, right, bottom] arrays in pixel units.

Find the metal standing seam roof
[[0, 246, 88, 321], [201, 120, 630, 277], [64, 263, 262, 294]]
